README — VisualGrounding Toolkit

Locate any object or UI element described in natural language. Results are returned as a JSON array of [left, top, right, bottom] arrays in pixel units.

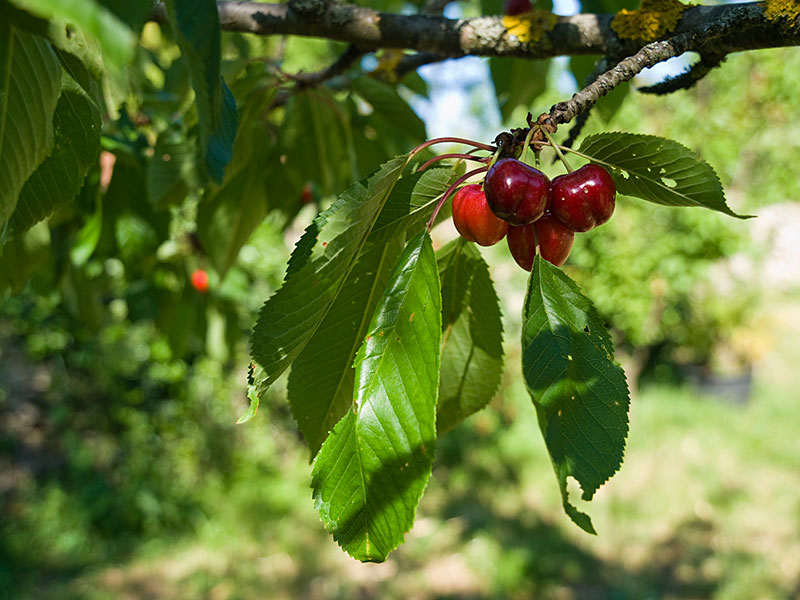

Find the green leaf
[[70, 196, 102, 267], [0, 20, 61, 229], [7, 77, 101, 239], [489, 57, 550, 122], [521, 255, 630, 534], [577, 133, 751, 218], [287, 167, 456, 458], [436, 239, 504, 434], [236, 364, 267, 424], [196, 158, 268, 276], [9, 0, 137, 69], [288, 236, 405, 457], [147, 126, 198, 209], [250, 155, 408, 395], [370, 167, 456, 241], [279, 89, 354, 197], [0, 221, 51, 293], [311, 231, 442, 563], [96, 0, 155, 31], [164, 0, 238, 183], [352, 77, 426, 144]]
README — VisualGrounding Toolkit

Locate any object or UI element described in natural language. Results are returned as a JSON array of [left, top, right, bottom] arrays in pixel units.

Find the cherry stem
[[520, 125, 539, 165], [425, 166, 489, 232], [418, 153, 490, 172], [409, 137, 496, 160], [542, 129, 573, 172], [486, 145, 504, 171]]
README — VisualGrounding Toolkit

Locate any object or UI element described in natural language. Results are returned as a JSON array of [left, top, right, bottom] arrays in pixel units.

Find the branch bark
[[177, 1, 799, 61]]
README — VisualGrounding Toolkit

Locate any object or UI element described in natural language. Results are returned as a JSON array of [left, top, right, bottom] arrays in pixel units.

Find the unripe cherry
[[452, 184, 509, 247]]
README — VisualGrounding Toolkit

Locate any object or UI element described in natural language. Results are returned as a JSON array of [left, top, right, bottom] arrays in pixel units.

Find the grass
[[5, 283, 800, 600], [24, 349, 799, 600]]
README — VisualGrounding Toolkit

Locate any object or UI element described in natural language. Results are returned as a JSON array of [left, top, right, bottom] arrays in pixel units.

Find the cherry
[[191, 268, 210, 293], [483, 158, 550, 226], [507, 214, 574, 269], [549, 164, 616, 232], [504, 0, 532, 15], [452, 184, 509, 247], [300, 181, 314, 205]]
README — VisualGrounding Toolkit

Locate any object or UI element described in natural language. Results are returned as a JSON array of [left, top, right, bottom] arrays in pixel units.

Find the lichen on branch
[[764, 0, 800, 26], [611, 0, 695, 42], [502, 10, 559, 45]]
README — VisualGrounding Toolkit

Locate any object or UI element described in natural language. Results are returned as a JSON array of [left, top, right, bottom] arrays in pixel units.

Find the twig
[[539, 35, 694, 131], [561, 57, 610, 152], [291, 44, 365, 86], [637, 53, 725, 95]]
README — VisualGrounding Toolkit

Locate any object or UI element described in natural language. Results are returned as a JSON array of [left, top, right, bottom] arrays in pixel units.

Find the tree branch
[[637, 53, 725, 95], [542, 36, 691, 129], [174, 1, 799, 61], [535, 3, 797, 130]]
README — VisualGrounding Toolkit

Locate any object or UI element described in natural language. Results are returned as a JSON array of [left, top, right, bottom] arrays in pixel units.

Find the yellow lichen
[[764, 0, 800, 25], [503, 10, 558, 45], [611, 0, 693, 42], [369, 49, 406, 83]]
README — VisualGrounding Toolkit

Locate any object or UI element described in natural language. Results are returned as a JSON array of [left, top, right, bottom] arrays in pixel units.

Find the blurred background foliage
[[2, 0, 800, 597]]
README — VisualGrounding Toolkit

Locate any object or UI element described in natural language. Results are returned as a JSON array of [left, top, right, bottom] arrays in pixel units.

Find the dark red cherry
[[483, 158, 550, 226], [452, 184, 509, 247], [507, 214, 574, 269], [549, 164, 616, 232], [504, 0, 532, 15]]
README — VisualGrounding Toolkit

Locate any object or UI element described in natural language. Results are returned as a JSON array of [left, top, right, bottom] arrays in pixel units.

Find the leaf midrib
[[310, 240, 397, 453]]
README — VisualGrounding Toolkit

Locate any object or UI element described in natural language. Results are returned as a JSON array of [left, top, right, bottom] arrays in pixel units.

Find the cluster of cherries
[[451, 158, 617, 269]]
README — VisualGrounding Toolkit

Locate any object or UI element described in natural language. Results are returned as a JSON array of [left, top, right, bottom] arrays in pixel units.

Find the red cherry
[[300, 181, 314, 204], [191, 269, 209, 293], [504, 0, 532, 15], [549, 164, 616, 232], [483, 158, 550, 226], [507, 214, 574, 270], [452, 184, 509, 247]]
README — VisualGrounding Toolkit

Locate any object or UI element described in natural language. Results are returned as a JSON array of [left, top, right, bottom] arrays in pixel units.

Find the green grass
[[5, 274, 800, 600], [21, 358, 798, 600]]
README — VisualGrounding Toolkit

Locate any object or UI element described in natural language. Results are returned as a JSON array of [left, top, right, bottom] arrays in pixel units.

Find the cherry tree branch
[[536, 4, 787, 130], [149, 0, 799, 130], [162, 1, 799, 61]]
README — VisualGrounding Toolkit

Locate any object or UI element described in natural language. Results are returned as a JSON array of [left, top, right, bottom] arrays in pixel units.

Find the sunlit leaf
[[312, 231, 442, 562], [577, 133, 750, 218], [288, 167, 456, 458], [9, 0, 137, 69], [250, 155, 407, 395]]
